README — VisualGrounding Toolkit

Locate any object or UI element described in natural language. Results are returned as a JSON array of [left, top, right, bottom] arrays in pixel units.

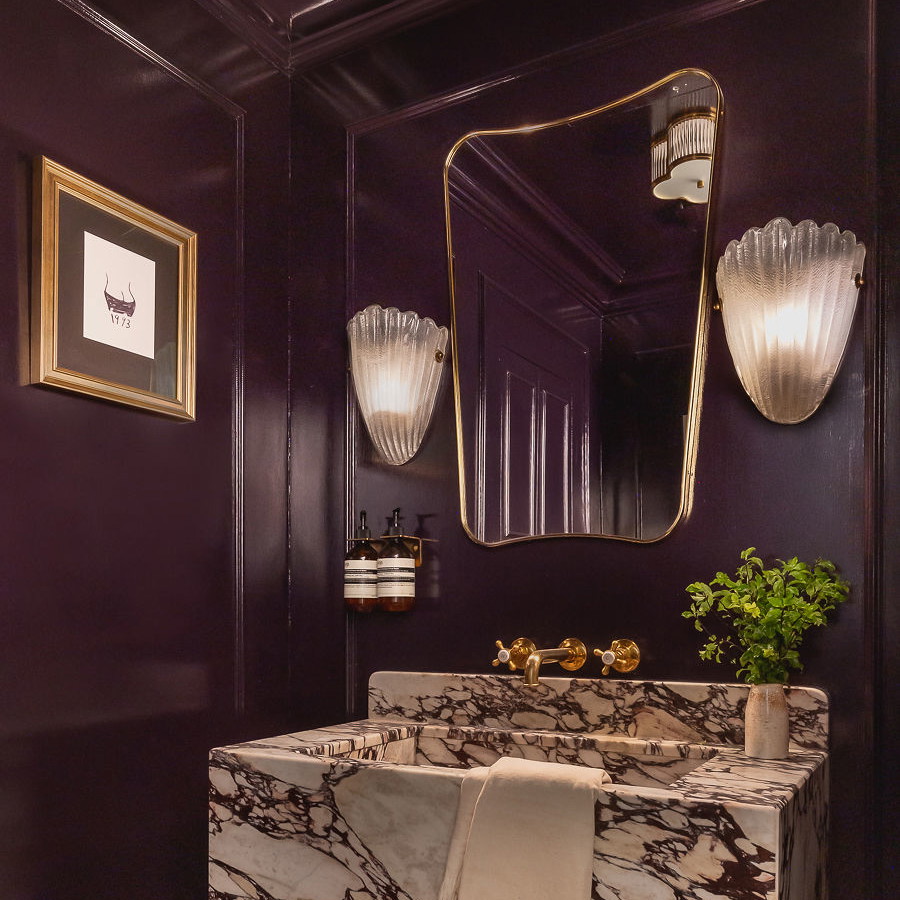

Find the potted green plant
[[682, 547, 849, 758]]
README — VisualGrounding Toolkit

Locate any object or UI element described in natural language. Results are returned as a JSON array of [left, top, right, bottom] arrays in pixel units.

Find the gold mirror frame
[[443, 69, 723, 545]]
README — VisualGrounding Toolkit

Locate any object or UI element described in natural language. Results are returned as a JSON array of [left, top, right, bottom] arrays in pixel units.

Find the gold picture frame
[[32, 156, 197, 420]]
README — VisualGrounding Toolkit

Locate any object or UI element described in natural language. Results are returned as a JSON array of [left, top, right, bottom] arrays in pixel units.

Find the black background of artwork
[[55, 188, 180, 398]]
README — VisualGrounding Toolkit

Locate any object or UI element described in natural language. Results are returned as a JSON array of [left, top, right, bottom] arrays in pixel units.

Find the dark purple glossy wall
[[876, 0, 900, 891], [0, 1, 291, 896], [291, 0, 892, 896], [1, 0, 891, 897]]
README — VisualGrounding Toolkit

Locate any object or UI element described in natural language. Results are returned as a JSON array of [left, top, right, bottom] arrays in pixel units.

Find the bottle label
[[377, 557, 415, 598], [344, 559, 378, 599]]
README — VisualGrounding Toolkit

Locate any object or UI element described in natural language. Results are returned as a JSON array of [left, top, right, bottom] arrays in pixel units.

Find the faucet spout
[[523, 648, 571, 686], [522, 638, 587, 686]]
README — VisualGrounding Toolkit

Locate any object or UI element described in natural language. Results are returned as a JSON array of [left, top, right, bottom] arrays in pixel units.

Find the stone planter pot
[[744, 683, 790, 759]]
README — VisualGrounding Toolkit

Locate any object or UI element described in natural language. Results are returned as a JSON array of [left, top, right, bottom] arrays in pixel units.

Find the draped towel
[[438, 756, 611, 900]]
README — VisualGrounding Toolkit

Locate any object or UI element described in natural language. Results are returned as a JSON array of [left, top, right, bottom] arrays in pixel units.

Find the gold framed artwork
[[32, 157, 197, 420]]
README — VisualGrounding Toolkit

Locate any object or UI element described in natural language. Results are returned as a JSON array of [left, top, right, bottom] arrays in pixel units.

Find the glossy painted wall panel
[[287, 92, 352, 728], [876, 2, 900, 893], [0, 1, 291, 897]]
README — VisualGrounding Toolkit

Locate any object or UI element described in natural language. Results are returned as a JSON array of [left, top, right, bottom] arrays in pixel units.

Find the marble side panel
[[779, 755, 828, 900], [589, 749, 827, 899], [209, 746, 462, 900], [368, 672, 829, 750], [592, 787, 779, 900]]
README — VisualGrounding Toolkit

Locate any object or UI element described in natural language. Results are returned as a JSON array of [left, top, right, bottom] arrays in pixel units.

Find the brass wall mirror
[[444, 70, 722, 544]]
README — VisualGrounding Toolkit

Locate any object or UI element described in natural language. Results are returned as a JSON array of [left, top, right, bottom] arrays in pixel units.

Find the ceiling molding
[[192, 0, 293, 71], [59, 0, 246, 116], [288, 0, 476, 71], [195, 0, 477, 74]]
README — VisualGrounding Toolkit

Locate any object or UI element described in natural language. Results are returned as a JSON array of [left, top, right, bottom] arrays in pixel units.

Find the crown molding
[[287, 0, 475, 71], [192, 0, 293, 71], [195, 0, 476, 74], [59, 0, 246, 116]]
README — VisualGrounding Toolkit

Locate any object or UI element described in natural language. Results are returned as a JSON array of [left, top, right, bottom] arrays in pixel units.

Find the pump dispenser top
[[387, 508, 402, 535]]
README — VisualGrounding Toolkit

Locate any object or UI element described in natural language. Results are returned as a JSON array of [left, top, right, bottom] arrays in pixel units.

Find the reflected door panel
[[542, 385, 575, 535], [500, 367, 536, 538], [482, 280, 587, 540]]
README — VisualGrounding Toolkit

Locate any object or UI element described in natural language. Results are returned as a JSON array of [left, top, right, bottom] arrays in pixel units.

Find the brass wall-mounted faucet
[[523, 638, 588, 686], [493, 637, 588, 686], [492, 637, 639, 684]]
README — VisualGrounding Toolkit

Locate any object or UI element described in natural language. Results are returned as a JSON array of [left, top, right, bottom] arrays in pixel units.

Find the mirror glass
[[444, 70, 721, 544]]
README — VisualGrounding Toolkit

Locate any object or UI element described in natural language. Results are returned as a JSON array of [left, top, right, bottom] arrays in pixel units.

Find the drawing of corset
[[104, 275, 136, 317]]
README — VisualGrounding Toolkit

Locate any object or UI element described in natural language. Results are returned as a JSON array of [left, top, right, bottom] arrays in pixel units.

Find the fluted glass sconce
[[716, 218, 866, 424], [347, 304, 449, 465], [651, 108, 717, 204]]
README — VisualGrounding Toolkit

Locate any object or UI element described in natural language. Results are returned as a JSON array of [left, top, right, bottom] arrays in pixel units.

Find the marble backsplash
[[368, 671, 830, 750]]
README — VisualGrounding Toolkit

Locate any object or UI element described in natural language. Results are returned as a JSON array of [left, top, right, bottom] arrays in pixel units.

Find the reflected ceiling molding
[[448, 138, 623, 315], [461, 137, 624, 280]]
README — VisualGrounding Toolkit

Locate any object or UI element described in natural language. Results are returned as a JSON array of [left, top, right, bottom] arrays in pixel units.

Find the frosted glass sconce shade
[[716, 218, 866, 424], [348, 304, 449, 465]]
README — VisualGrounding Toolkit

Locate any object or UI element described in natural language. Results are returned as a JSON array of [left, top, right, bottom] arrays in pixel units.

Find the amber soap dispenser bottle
[[377, 507, 416, 612], [344, 510, 378, 612]]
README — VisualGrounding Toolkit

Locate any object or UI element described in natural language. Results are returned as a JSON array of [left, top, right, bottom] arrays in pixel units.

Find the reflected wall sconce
[[347, 304, 449, 465], [716, 217, 866, 424], [651, 108, 717, 204]]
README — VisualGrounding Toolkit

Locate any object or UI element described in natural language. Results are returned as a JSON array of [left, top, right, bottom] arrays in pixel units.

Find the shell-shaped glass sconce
[[348, 304, 449, 465], [716, 218, 866, 424]]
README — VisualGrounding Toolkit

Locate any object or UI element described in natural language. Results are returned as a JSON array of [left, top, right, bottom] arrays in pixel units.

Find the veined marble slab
[[209, 672, 828, 900], [220, 720, 718, 787], [368, 671, 829, 750]]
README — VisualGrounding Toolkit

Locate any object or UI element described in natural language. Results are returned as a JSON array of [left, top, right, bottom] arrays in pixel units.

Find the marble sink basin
[[210, 672, 830, 900], [259, 720, 718, 787]]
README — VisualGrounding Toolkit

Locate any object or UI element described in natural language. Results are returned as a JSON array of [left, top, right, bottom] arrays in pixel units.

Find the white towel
[[438, 766, 490, 900], [439, 757, 611, 900]]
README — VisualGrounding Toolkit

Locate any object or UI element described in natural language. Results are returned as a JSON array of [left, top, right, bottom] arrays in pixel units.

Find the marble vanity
[[209, 672, 829, 900]]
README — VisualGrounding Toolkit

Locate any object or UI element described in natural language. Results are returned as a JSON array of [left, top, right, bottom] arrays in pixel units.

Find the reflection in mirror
[[444, 70, 721, 544]]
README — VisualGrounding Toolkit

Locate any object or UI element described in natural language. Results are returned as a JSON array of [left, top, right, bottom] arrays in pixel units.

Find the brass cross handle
[[593, 639, 641, 676], [492, 637, 537, 671]]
